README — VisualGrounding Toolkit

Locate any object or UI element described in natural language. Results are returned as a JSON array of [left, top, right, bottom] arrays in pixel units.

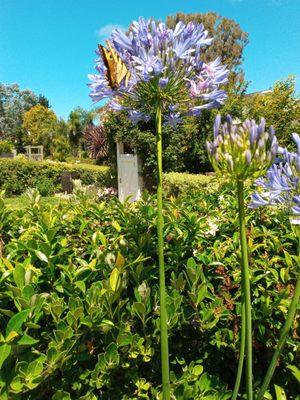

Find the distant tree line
[[0, 83, 96, 161]]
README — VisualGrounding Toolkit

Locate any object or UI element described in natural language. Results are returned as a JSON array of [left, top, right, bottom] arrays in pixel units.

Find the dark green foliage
[[104, 111, 214, 188], [51, 119, 71, 162], [38, 95, 50, 109], [0, 186, 299, 399], [68, 108, 95, 156], [0, 159, 112, 196]]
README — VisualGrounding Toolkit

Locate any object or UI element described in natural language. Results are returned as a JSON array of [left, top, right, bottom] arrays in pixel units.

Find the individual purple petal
[[249, 193, 270, 208], [128, 109, 149, 124], [214, 114, 221, 138], [292, 133, 300, 153], [159, 77, 169, 88], [165, 112, 182, 128]]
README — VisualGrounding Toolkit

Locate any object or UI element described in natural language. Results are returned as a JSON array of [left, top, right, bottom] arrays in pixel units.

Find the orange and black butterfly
[[99, 40, 130, 89]]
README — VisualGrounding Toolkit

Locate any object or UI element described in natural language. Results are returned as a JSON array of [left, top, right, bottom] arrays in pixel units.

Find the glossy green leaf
[[6, 309, 31, 336], [0, 344, 11, 369]]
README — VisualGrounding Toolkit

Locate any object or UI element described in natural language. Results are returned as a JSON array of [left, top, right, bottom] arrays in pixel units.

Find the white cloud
[[96, 24, 126, 38]]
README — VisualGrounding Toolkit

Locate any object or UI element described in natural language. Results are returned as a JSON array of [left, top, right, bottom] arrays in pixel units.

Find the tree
[[22, 104, 58, 155], [242, 77, 300, 147], [0, 83, 39, 147], [68, 107, 95, 155], [166, 12, 249, 83], [51, 119, 71, 161], [38, 94, 50, 108]]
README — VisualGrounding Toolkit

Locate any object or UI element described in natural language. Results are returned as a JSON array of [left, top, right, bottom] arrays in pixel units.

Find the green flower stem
[[237, 179, 253, 400], [256, 239, 300, 400], [156, 104, 170, 400], [232, 301, 246, 400]]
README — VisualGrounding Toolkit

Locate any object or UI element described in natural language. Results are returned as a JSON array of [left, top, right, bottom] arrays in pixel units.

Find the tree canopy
[[0, 83, 38, 141], [22, 104, 58, 154], [68, 107, 95, 155], [166, 12, 249, 77]]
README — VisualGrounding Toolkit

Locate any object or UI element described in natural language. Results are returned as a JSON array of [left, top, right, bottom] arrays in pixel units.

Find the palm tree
[[67, 107, 95, 156]]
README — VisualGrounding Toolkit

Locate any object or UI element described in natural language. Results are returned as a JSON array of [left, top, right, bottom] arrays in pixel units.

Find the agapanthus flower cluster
[[250, 133, 300, 217], [89, 17, 229, 126], [207, 115, 278, 180]]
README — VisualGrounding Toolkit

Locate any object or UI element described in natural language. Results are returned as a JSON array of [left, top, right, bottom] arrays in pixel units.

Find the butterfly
[[99, 40, 130, 89]]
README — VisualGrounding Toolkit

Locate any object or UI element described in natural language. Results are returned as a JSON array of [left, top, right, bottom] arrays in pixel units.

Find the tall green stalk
[[237, 179, 253, 400], [232, 301, 246, 400], [156, 104, 170, 400], [256, 236, 300, 400]]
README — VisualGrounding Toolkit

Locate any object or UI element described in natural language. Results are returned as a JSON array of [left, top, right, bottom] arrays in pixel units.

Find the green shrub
[[0, 140, 14, 154], [163, 172, 216, 196], [34, 177, 56, 196], [0, 159, 113, 195], [0, 188, 298, 399]]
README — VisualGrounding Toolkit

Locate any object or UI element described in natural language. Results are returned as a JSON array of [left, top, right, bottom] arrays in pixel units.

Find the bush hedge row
[[0, 159, 112, 196], [0, 159, 215, 197], [163, 172, 215, 196]]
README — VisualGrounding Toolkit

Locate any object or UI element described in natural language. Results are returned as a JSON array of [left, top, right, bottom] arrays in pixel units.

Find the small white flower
[[204, 218, 219, 237]]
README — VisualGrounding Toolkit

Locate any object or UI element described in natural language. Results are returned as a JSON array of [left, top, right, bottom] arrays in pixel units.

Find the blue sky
[[1, 0, 299, 119]]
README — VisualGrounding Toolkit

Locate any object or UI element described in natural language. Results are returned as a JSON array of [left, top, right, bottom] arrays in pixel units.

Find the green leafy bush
[[0, 159, 112, 195], [0, 140, 14, 154], [104, 111, 214, 189], [0, 186, 299, 399], [163, 172, 215, 196]]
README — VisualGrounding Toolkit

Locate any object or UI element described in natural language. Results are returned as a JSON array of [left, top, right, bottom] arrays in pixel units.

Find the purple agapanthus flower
[[250, 133, 300, 218], [88, 17, 229, 128], [206, 115, 278, 180]]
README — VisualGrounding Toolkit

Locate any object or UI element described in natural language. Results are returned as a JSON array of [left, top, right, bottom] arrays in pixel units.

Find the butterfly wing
[[99, 41, 130, 89], [107, 42, 129, 86], [98, 44, 117, 89]]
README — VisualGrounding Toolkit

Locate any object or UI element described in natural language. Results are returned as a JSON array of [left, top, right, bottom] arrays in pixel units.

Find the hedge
[[163, 172, 216, 196], [0, 159, 112, 196], [0, 158, 216, 197]]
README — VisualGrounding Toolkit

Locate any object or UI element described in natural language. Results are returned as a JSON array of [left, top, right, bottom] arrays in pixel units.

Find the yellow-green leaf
[[287, 365, 300, 383], [112, 221, 121, 232], [6, 331, 19, 342], [0, 344, 11, 369], [110, 268, 120, 292], [193, 365, 204, 376], [274, 384, 287, 400], [116, 253, 125, 269]]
